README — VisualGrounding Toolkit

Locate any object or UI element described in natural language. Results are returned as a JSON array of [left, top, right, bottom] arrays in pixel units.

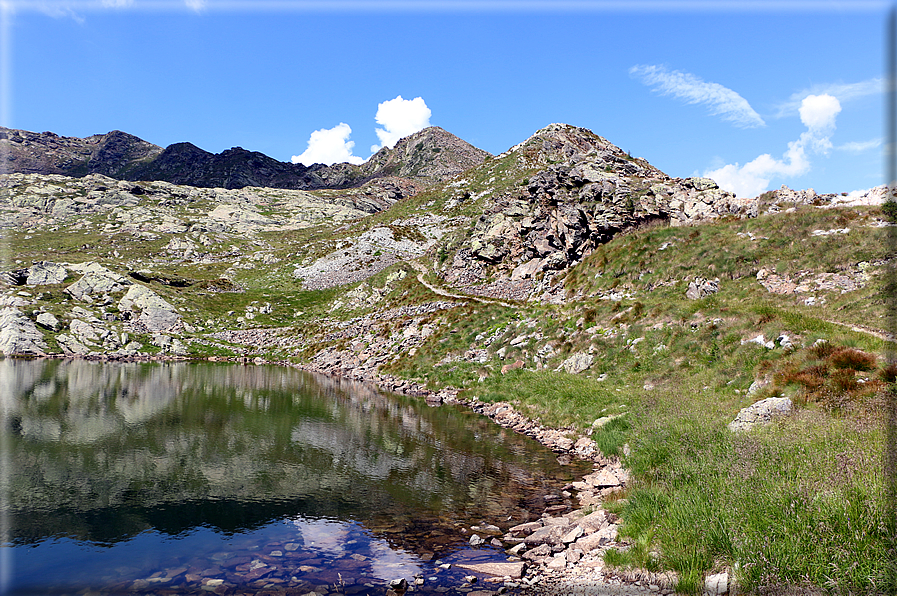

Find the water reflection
[[2, 359, 588, 593]]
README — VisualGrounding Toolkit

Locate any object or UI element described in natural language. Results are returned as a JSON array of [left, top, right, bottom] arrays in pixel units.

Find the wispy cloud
[[629, 64, 765, 128], [704, 93, 841, 198], [837, 138, 882, 152], [774, 78, 882, 118]]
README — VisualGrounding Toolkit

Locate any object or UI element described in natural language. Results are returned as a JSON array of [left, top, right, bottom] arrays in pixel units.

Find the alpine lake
[[2, 359, 591, 595]]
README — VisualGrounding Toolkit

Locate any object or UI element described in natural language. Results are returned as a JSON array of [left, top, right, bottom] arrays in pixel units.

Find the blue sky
[[1, 1, 890, 196]]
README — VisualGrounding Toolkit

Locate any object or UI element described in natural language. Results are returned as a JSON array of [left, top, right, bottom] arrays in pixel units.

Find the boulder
[[118, 284, 176, 312], [35, 312, 61, 331], [705, 571, 729, 595], [574, 524, 617, 552], [26, 261, 67, 285], [522, 544, 553, 561], [0, 308, 47, 355], [511, 258, 544, 280], [455, 562, 525, 579], [728, 397, 792, 432], [137, 308, 182, 333], [561, 352, 593, 374], [686, 277, 720, 300], [65, 262, 130, 301], [524, 523, 571, 547]]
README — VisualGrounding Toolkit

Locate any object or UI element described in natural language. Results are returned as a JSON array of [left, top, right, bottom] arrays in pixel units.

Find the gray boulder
[[26, 261, 67, 285], [686, 277, 720, 300], [65, 262, 130, 301], [561, 352, 593, 374], [0, 308, 48, 355], [35, 312, 61, 331], [118, 284, 176, 312], [728, 397, 792, 432], [137, 308, 182, 333]]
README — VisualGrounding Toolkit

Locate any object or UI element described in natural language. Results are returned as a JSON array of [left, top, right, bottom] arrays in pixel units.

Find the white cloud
[[775, 78, 881, 117], [704, 94, 841, 198], [184, 0, 205, 11], [629, 64, 765, 129], [798, 93, 841, 130], [370, 95, 431, 152], [291, 122, 365, 166], [837, 138, 882, 152]]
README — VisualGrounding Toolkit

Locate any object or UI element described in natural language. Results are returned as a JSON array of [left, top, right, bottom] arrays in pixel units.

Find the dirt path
[[824, 319, 896, 343], [410, 261, 515, 307]]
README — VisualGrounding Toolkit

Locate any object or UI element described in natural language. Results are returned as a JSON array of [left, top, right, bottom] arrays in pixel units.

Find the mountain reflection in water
[[2, 359, 589, 594]]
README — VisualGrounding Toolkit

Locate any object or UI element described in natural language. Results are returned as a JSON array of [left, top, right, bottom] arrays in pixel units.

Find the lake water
[[1, 359, 590, 595]]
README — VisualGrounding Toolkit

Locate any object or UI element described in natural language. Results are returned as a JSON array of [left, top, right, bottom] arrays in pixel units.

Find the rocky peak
[[0, 126, 163, 178], [361, 126, 492, 182], [439, 123, 757, 292]]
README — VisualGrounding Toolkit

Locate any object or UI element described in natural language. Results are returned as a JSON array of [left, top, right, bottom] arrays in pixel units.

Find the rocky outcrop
[[0, 173, 406, 235], [440, 124, 757, 293], [65, 262, 132, 301], [361, 126, 491, 183], [686, 277, 720, 300], [766, 184, 892, 209]]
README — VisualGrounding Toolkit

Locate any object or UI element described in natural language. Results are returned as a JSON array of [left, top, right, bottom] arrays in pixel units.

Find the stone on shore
[[456, 562, 525, 579]]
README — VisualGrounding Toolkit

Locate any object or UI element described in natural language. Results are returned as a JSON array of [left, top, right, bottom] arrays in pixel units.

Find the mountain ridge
[[0, 125, 490, 191]]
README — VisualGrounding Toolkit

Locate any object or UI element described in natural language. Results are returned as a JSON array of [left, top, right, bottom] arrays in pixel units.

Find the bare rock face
[[25, 261, 68, 285], [0, 128, 163, 178]]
